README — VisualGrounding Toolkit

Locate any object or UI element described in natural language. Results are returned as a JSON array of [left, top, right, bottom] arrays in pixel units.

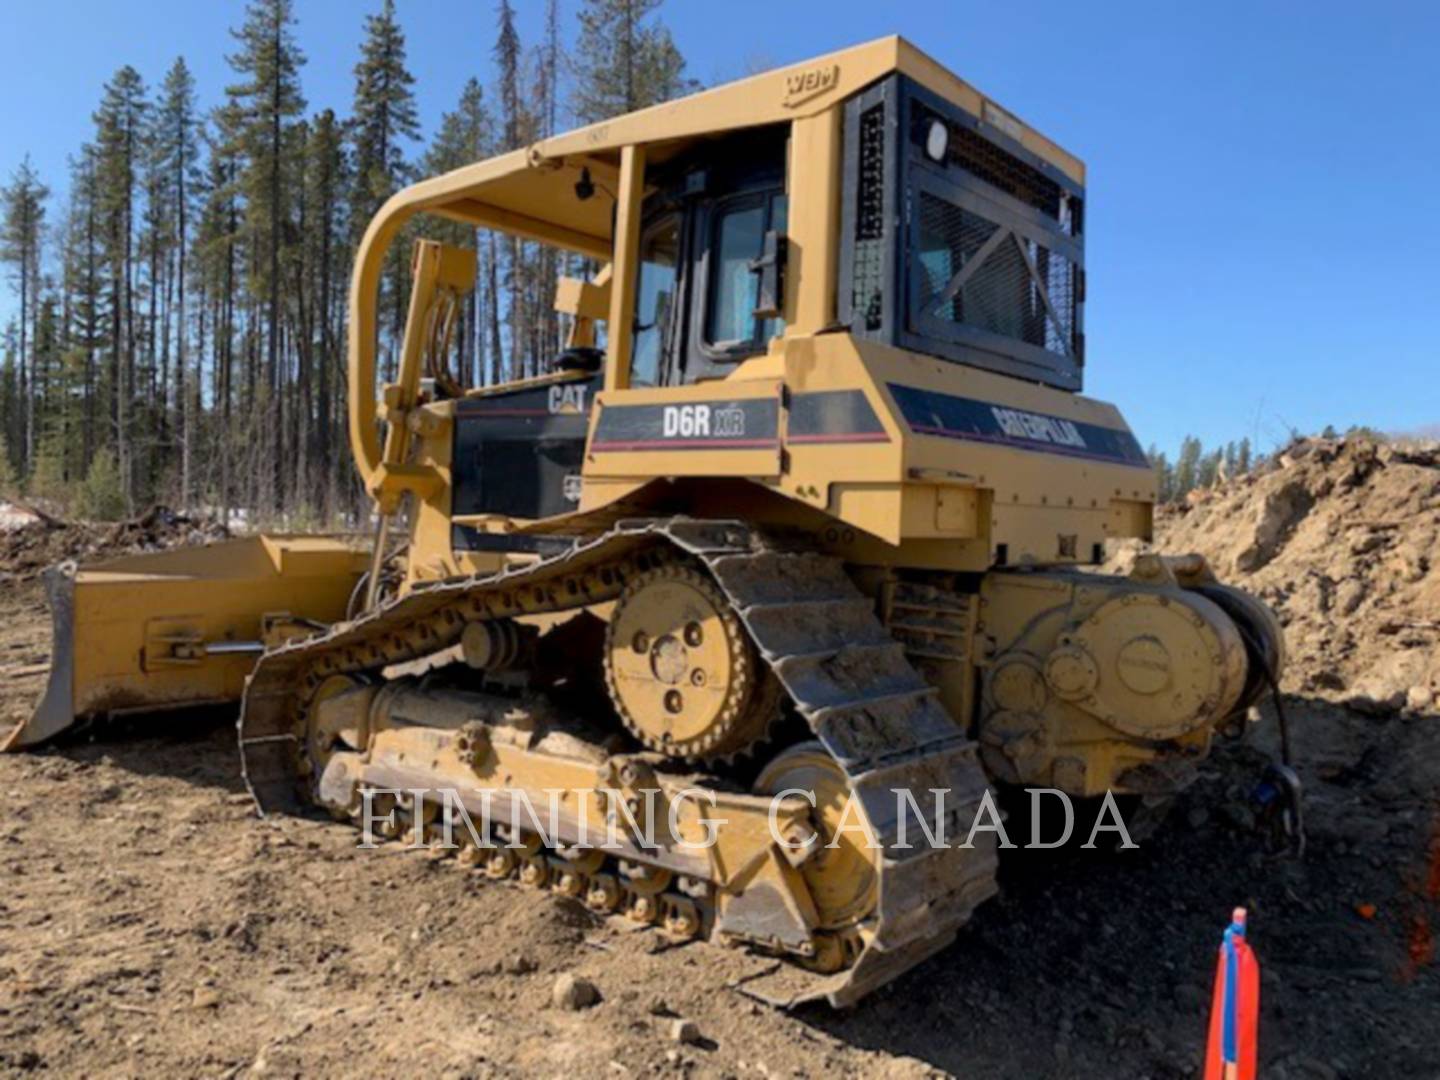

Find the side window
[[703, 193, 787, 353], [632, 214, 679, 387]]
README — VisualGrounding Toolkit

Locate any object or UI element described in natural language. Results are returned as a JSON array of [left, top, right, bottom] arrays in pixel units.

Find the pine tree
[[0, 426, 14, 498], [26, 297, 68, 503], [535, 5, 565, 363], [302, 108, 350, 507], [1146, 443, 1173, 503], [227, 0, 306, 512], [77, 450, 127, 520], [60, 146, 103, 469], [424, 79, 493, 386], [543, 0, 562, 137], [350, 0, 419, 228], [155, 58, 200, 503], [195, 106, 246, 517], [1, 156, 49, 475], [0, 323, 16, 486], [1173, 435, 1202, 498], [29, 295, 59, 454], [350, 0, 420, 379], [93, 65, 148, 512], [572, 0, 695, 124], [1197, 447, 1222, 489]]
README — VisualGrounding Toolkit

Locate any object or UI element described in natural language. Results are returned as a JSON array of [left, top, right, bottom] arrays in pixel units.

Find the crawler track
[[239, 518, 997, 1006]]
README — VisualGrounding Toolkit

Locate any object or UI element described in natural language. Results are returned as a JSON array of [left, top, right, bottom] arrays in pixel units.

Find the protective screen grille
[[915, 192, 1078, 358], [917, 106, 1082, 237], [851, 103, 888, 331]]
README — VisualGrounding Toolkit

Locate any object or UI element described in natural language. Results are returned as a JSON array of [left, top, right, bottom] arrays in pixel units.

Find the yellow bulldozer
[[5, 37, 1285, 1006]]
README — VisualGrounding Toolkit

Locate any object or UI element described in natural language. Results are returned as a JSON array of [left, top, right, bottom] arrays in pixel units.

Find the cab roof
[[378, 35, 1084, 259]]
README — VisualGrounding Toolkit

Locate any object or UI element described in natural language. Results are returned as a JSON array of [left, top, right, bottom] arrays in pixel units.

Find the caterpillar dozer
[[7, 37, 1285, 1006]]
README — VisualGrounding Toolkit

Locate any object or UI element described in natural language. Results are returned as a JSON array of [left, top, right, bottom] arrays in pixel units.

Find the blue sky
[[1, 0, 1436, 455]]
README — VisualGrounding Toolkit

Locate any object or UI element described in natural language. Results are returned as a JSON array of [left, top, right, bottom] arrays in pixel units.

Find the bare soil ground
[[2, 444, 1438, 1078]]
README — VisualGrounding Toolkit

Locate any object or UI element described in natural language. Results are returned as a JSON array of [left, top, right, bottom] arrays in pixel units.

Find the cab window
[[704, 193, 787, 353], [631, 214, 680, 386]]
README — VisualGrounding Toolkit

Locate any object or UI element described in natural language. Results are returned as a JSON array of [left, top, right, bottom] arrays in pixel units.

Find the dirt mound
[[1155, 436, 1439, 716], [0, 505, 230, 581]]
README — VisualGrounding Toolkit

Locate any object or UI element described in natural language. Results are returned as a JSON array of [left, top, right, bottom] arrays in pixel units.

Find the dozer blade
[[3, 536, 366, 751]]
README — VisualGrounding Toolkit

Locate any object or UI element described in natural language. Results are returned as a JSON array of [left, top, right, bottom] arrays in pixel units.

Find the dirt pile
[[1154, 435, 1439, 716], [0, 505, 230, 581]]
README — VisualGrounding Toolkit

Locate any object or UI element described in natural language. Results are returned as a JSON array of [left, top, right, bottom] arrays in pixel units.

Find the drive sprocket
[[603, 563, 778, 762]]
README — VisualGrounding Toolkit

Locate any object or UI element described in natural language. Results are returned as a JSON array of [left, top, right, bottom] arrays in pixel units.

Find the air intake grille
[[915, 192, 1078, 358], [851, 103, 888, 331]]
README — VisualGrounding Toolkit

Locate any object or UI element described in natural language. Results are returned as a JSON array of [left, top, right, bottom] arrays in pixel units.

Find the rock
[[1345, 651, 1431, 716], [192, 986, 220, 1009], [1345, 688, 1405, 717], [1348, 530, 1385, 555], [1333, 578, 1366, 615], [1406, 685, 1434, 713], [504, 952, 537, 975], [551, 972, 599, 1010], [670, 1019, 703, 1045], [1390, 541, 1428, 582], [1235, 479, 1313, 572]]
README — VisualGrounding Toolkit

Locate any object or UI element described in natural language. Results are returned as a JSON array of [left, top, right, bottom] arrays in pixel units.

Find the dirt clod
[[552, 972, 600, 1010], [0, 504, 228, 582], [671, 1019, 703, 1045]]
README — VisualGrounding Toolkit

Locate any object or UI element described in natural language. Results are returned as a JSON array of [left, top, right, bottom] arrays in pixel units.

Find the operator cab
[[629, 126, 790, 388], [445, 67, 1089, 554]]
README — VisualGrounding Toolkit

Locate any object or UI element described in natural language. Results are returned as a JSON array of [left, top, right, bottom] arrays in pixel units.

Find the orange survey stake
[[1204, 907, 1260, 1080]]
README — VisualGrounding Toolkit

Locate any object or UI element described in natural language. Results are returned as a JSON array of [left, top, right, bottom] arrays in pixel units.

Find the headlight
[[925, 119, 949, 163]]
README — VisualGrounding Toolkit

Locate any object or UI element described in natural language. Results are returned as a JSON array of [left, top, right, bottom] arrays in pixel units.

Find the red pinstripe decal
[[786, 432, 890, 444], [590, 438, 779, 451]]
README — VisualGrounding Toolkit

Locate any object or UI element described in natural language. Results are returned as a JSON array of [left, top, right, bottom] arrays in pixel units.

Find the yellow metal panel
[[7, 537, 366, 750], [553, 275, 612, 321], [605, 144, 647, 393], [784, 107, 843, 334], [430, 198, 611, 261], [535, 37, 1083, 186]]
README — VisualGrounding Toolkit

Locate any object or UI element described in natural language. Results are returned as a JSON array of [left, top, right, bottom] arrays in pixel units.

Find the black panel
[[887, 383, 1147, 467], [787, 390, 888, 444], [450, 377, 598, 550], [591, 397, 779, 452]]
